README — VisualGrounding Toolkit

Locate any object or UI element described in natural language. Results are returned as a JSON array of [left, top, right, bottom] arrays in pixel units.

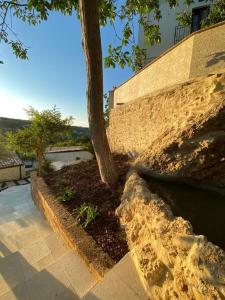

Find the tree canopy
[[6, 106, 73, 175], [1, 0, 224, 68]]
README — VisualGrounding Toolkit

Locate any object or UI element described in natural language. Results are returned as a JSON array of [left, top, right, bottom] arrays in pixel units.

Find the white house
[[0, 156, 25, 182], [45, 146, 93, 171], [138, 0, 214, 64]]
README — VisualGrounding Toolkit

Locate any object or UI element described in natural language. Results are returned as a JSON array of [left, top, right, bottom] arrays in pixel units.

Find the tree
[[6, 107, 72, 175], [78, 0, 118, 186], [1, 0, 224, 186]]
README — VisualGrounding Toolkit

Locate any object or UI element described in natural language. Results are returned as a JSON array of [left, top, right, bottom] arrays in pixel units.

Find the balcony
[[174, 25, 191, 44]]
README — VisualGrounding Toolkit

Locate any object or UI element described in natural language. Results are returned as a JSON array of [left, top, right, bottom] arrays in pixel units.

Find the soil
[[44, 155, 129, 262]]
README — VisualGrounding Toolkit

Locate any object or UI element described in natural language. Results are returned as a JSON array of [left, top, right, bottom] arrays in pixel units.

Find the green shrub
[[41, 158, 54, 176], [57, 187, 75, 202], [73, 203, 99, 228]]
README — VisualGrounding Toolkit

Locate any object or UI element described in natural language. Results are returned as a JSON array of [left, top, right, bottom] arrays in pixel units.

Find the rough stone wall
[[117, 171, 225, 300], [108, 70, 225, 188]]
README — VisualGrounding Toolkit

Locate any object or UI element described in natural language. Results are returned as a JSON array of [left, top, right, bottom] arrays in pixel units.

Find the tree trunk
[[78, 0, 118, 187], [36, 149, 42, 176]]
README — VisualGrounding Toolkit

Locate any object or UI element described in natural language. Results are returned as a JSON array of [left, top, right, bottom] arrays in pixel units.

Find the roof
[[0, 156, 24, 169], [46, 146, 85, 154]]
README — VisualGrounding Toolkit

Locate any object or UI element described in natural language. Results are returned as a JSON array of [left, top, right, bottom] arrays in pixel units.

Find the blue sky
[[0, 11, 134, 127]]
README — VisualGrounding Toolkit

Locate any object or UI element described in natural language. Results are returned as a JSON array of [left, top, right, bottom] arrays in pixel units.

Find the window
[[191, 6, 210, 32]]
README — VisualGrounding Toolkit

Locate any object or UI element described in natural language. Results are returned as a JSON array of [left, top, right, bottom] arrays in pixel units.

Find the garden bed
[[32, 173, 114, 279], [43, 155, 129, 262], [37, 155, 129, 266]]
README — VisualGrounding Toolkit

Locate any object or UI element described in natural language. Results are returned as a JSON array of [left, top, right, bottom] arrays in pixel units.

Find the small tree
[[6, 107, 73, 175]]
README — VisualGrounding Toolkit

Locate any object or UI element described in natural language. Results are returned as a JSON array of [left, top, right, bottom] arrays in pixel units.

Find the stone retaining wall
[[117, 171, 225, 299], [108, 70, 225, 155], [108, 70, 225, 188], [31, 173, 114, 279]]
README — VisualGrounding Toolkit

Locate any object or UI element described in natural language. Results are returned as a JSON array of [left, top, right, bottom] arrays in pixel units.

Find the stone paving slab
[[83, 252, 149, 300], [0, 178, 31, 194], [0, 184, 96, 300]]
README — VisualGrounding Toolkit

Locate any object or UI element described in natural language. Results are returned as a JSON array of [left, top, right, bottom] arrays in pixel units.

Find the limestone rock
[[108, 70, 225, 189], [117, 171, 225, 300], [134, 71, 225, 189]]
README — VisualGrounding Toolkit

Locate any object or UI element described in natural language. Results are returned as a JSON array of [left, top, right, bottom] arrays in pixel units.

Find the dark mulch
[[44, 154, 129, 262]]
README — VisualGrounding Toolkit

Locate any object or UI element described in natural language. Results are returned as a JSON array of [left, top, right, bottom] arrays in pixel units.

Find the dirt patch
[[44, 155, 129, 262]]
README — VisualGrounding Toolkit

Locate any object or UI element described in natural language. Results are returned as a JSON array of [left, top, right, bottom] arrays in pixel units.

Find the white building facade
[[138, 0, 214, 64], [0, 156, 25, 182]]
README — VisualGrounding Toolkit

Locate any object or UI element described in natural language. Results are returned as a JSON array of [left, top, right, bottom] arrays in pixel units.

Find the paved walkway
[[0, 184, 96, 300], [83, 252, 148, 300]]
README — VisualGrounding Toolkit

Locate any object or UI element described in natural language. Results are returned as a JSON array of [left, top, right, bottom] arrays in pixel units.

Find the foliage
[[57, 187, 75, 202], [42, 158, 54, 175], [177, 0, 225, 28], [1, 0, 224, 70], [0, 117, 31, 133], [51, 134, 94, 154], [83, 141, 94, 155], [73, 202, 99, 228], [6, 106, 73, 175], [176, 10, 192, 27], [0, 137, 10, 159], [202, 0, 225, 28], [104, 92, 110, 127]]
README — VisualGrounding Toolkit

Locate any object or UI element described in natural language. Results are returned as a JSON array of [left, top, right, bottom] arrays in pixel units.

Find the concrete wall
[[45, 151, 93, 164], [0, 165, 25, 182], [190, 23, 225, 77], [114, 21, 225, 106]]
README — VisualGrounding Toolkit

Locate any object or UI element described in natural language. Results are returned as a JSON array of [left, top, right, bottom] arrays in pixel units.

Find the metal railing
[[174, 25, 191, 44]]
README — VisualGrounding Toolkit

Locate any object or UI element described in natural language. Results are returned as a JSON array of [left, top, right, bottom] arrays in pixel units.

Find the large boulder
[[131, 70, 225, 190], [117, 171, 225, 300]]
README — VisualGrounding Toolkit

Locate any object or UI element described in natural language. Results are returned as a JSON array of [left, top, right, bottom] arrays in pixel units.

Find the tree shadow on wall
[[206, 51, 225, 68]]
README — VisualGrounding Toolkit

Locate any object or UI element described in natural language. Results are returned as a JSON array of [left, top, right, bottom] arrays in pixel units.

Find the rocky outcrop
[[108, 70, 225, 189], [117, 171, 225, 300], [135, 130, 225, 191]]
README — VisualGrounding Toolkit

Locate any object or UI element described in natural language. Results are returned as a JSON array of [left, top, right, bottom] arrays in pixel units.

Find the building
[[0, 156, 25, 182], [138, 0, 214, 64], [45, 146, 93, 171]]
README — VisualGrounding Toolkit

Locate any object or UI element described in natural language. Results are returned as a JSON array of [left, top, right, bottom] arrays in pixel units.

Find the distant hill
[[0, 117, 30, 133], [0, 117, 89, 136]]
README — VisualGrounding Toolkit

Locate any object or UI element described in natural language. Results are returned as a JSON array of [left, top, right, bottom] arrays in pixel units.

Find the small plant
[[41, 158, 54, 176], [57, 187, 75, 202], [73, 203, 99, 228]]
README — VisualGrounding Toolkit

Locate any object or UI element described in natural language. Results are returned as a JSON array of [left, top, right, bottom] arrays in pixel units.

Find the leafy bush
[[41, 158, 54, 176], [57, 187, 75, 202], [202, 0, 225, 28], [73, 203, 99, 228]]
